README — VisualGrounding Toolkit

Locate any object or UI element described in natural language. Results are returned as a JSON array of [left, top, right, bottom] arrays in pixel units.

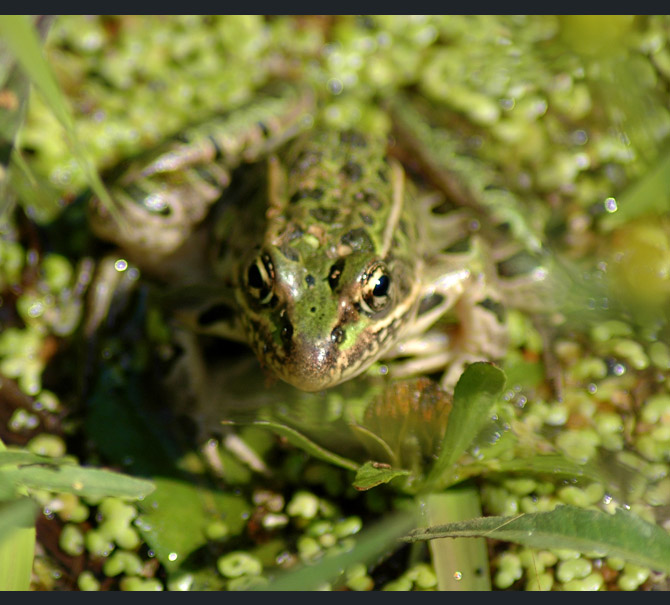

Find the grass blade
[[223, 419, 360, 472], [262, 507, 418, 590], [0, 15, 116, 218], [4, 465, 155, 500]]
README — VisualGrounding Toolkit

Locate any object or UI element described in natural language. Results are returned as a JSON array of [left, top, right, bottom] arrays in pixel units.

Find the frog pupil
[[373, 274, 390, 297], [248, 263, 264, 289]]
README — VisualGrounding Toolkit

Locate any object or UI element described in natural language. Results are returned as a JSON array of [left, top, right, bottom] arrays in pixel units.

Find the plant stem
[[422, 486, 491, 591]]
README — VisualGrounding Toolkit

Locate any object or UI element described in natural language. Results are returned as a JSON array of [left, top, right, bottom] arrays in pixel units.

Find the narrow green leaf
[[262, 508, 418, 590], [424, 362, 506, 491], [404, 505, 670, 574], [0, 15, 116, 218], [0, 16, 72, 131], [353, 461, 410, 491], [0, 16, 56, 219], [5, 465, 154, 500], [0, 497, 37, 591], [223, 419, 359, 471], [348, 423, 398, 467]]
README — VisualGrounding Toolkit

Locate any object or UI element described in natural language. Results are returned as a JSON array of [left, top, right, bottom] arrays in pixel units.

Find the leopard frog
[[88, 86, 511, 392]]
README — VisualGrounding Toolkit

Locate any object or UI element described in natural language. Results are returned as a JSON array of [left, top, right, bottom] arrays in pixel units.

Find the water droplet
[[27, 301, 44, 318], [144, 193, 168, 213], [587, 383, 597, 394], [327, 78, 343, 95], [453, 571, 462, 581], [613, 363, 626, 376], [168, 552, 178, 562], [114, 259, 128, 272], [604, 197, 618, 213]]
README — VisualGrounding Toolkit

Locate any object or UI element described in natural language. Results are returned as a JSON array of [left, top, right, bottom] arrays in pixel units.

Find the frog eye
[[246, 253, 275, 304], [361, 263, 392, 313]]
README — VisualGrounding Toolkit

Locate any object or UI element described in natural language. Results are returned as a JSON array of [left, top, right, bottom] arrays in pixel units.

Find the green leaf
[[263, 507, 418, 590], [480, 454, 606, 483], [137, 477, 250, 573], [0, 497, 37, 591], [353, 461, 410, 491], [223, 419, 359, 472], [424, 362, 506, 491], [404, 505, 670, 574], [3, 465, 154, 500]]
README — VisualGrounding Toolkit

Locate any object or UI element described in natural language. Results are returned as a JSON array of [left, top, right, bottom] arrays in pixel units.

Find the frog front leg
[[88, 86, 314, 279], [383, 248, 508, 391]]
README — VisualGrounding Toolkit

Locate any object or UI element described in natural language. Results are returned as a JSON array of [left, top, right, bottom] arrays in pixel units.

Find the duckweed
[[102, 551, 143, 577], [296, 536, 321, 561], [286, 491, 320, 519], [26, 434, 66, 458], [216, 552, 263, 578], [59, 523, 85, 557], [333, 515, 363, 538], [556, 557, 592, 582], [561, 572, 604, 591], [617, 563, 651, 591], [204, 520, 229, 540], [494, 553, 523, 589], [77, 571, 101, 591], [119, 577, 164, 591], [525, 571, 553, 591]]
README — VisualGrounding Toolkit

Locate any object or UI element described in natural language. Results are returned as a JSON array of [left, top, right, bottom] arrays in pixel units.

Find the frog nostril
[[310, 306, 316, 313], [281, 322, 293, 344], [331, 326, 345, 344]]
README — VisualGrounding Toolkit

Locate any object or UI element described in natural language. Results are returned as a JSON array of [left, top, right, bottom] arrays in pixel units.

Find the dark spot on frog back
[[310, 206, 340, 223], [290, 187, 324, 204], [359, 212, 374, 226], [340, 131, 368, 147], [361, 190, 382, 210], [294, 149, 323, 173], [340, 227, 374, 252], [341, 161, 363, 182]]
